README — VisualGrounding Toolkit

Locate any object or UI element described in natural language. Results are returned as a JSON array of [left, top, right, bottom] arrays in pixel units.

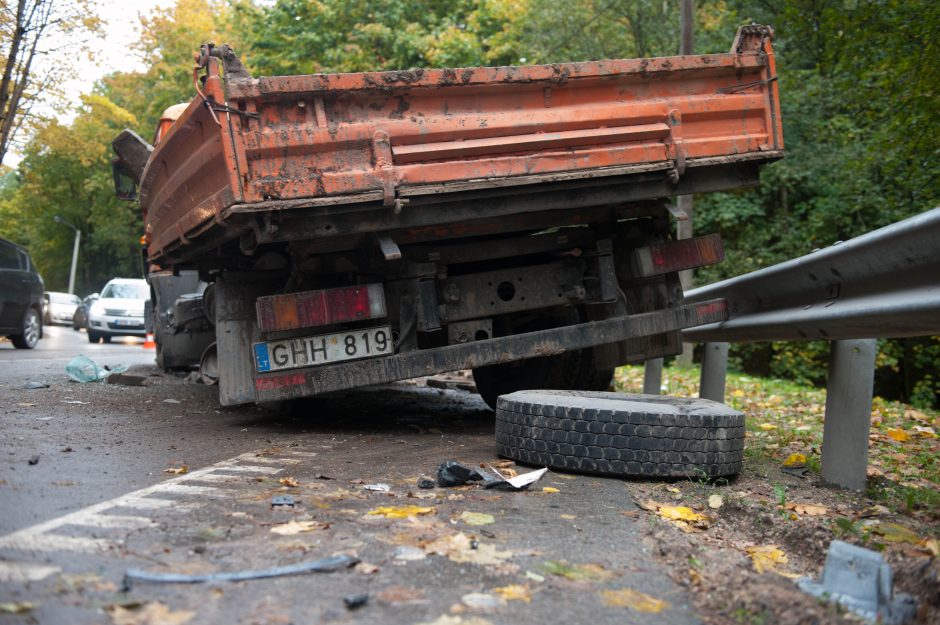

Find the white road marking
[[0, 562, 61, 583], [0, 450, 300, 583]]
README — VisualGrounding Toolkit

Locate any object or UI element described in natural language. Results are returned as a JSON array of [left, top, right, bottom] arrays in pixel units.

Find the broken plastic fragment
[[271, 495, 295, 508], [122, 555, 358, 589], [480, 466, 548, 490], [343, 593, 369, 610], [437, 461, 483, 487]]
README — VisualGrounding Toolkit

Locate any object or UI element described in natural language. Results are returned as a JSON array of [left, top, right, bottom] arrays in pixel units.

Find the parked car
[[43, 291, 81, 325], [0, 237, 44, 349], [72, 293, 99, 330], [87, 278, 149, 343]]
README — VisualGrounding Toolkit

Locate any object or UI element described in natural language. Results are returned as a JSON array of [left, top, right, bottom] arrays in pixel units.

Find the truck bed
[[140, 25, 782, 265]]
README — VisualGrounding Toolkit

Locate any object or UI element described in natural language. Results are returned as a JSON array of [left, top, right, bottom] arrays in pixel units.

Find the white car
[[87, 278, 149, 343], [43, 291, 81, 325]]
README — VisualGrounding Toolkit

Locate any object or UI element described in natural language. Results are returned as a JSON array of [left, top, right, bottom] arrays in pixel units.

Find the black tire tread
[[495, 390, 745, 478]]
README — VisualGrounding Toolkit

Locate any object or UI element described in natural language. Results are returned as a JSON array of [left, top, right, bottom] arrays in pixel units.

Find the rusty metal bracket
[[665, 109, 686, 184], [372, 131, 407, 215]]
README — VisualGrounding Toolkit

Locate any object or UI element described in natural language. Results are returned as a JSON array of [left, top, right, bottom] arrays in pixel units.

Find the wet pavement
[[0, 326, 699, 624]]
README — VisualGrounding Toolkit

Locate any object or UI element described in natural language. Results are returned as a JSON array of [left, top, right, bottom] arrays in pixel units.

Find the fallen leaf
[[278, 477, 298, 487], [394, 546, 427, 561], [269, 520, 325, 535], [426, 533, 515, 567], [745, 545, 798, 577], [460, 593, 504, 610], [912, 425, 937, 438], [781, 453, 807, 467], [863, 521, 921, 545], [367, 505, 435, 519], [459, 511, 495, 526], [886, 428, 910, 442], [542, 560, 616, 582], [786, 503, 828, 516], [492, 584, 531, 603], [0, 602, 35, 614], [376, 586, 428, 605], [542, 487, 560, 494], [921, 538, 939, 557], [600, 588, 669, 613], [655, 505, 711, 531], [666, 486, 681, 494], [415, 616, 493, 625], [108, 601, 195, 625], [524, 570, 545, 582], [560, 514, 577, 520], [758, 423, 776, 431], [163, 466, 188, 475], [707, 494, 723, 509], [354, 562, 380, 574]]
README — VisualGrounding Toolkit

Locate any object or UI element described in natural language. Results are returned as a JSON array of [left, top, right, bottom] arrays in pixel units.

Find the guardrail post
[[700, 342, 729, 402], [643, 358, 663, 395], [821, 339, 877, 491]]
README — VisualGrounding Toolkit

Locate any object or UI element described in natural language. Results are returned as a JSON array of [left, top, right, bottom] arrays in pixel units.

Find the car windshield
[[100, 283, 148, 299], [50, 293, 80, 304]]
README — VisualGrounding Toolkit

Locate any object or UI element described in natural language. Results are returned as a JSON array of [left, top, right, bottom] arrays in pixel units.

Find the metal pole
[[68, 228, 80, 295], [643, 358, 663, 395], [699, 342, 728, 402], [675, 0, 695, 367], [821, 339, 877, 491]]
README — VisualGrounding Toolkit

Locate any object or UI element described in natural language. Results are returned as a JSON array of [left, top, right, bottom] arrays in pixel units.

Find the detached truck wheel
[[495, 390, 745, 478]]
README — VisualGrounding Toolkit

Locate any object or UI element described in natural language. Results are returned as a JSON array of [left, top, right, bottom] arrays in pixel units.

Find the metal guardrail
[[647, 208, 940, 491], [682, 207, 940, 342]]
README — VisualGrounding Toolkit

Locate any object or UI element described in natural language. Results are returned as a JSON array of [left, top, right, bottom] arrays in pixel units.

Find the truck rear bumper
[[247, 299, 727, 404]]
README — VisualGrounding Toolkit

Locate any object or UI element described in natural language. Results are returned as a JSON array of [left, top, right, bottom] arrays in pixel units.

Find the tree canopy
[[0, 0, 936, 405]]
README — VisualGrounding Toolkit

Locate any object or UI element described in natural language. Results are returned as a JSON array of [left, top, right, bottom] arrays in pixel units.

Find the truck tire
[[11, 307, 41, 349], [473, 350, 580, 410], [495, 390, 744, 478]]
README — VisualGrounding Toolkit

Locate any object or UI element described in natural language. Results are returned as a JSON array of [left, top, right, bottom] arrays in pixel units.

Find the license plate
[[253, 326, 393, 373], [114, 319, 136, 326]]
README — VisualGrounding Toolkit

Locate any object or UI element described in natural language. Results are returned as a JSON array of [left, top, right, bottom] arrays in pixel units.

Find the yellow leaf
[[492, 585, 532, 603], [886, 428, 910, 442], [458, 511, 495, 526], [732, 389, 745, 398], [863, 521, 921, 545], [657, 506, 710, 528], [542, 487, 560, 494], [758, 423, 776, 431], [560, 514, 577, 520], [108, 601, 195, 625], [600, 588, 669, 613], [542, 561, 616, 582], [163, 466, 188, 475], [666, 486, 681, 493], [745, 545, 797, 577], [707, 494, 723, 509], [781, 453, 807, 468], [0, 603, 35, 614], [278, 477, 299, 487], [921, 538, 939, 557], [368, 505, 435, 519], [786, 503, 828, 516]]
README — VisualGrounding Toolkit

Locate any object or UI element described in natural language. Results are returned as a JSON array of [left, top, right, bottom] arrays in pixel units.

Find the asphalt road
[[0, 326, 700, 624]]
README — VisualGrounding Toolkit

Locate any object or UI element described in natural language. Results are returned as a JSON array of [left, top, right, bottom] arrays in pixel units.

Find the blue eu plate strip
[[254, 343, 271, 372]]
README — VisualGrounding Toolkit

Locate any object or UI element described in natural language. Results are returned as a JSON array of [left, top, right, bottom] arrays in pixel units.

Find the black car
[[72, 293, 99, 330], [0, 237, 44, 349]]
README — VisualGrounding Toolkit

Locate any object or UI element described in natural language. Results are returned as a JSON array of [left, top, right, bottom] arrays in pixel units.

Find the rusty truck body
[[112, 25, 783, 408]]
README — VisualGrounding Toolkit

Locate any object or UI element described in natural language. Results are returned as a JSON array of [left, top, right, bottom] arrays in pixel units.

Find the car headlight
[[89, 302, 105, 316]]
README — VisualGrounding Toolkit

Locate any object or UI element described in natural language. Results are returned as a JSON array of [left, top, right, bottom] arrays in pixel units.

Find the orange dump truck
[[112, 25, 782, 408]]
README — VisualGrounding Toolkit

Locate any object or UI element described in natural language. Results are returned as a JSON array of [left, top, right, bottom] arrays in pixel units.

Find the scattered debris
[[797, 541, 917, 624], [638, 500, 711, 532], [65, 356, 127, 383], [600, 588, 669, 613], [122, 555, 358, 589], [707, 494, 724, 509], [524, 571, 545, 583], [343, 593, 369, 610], [106, 373, 147, 387], [785, 502, 827, 516], [163, 398, 181, 404], [363, 483, 391, 492], [354, 562, 380, 574], [417, 477, 435, 489], [437, 461, 483, 487], [22, 381, 49, 389], [28, 455, 40, 465], [376, 586, 429, 606], [542, 560, 617, 582], [781, 452, 809, 477], [542, 487, 559, 494], [278, 477, 299, 487], [479, 465, 548, 490], [163, 466, 188, 475], [460, 592, 505, 611], [271, 495, 295, 508]]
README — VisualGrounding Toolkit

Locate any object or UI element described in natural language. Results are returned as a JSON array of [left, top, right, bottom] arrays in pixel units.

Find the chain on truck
[[110, 25, 782, 409]]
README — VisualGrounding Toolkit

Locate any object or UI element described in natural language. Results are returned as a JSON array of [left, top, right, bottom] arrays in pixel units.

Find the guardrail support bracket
[[700, 342, 729, 402]]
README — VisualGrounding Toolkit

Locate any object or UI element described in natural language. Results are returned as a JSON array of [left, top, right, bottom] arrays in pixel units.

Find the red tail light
[[631, 233, 724, 277], [256, 284, 386, 333]]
